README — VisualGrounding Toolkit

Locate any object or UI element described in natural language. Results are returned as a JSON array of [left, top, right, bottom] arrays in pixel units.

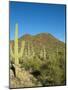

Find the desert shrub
[[21, 56, 42, 71], [37, 51, 66, 86], [19, 48, 65, 86]]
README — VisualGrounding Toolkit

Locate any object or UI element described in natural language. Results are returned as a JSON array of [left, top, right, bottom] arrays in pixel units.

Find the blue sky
[[9, 1, 66, 42]]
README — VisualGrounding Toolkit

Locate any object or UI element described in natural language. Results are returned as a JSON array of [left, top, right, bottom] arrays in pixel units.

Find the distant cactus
[[40, 46, 46, 60], [25, 42, 35, 59], [27, 42, 31, 57], [40, 49, 43, 58], [43, 46, 46, 60], [24, 48, 28, 57], [31, 43, 35, 57], [10, 23, 25, 76]]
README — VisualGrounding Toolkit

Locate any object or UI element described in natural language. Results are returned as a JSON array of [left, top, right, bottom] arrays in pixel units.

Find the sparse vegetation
[[10, 29, 66, 88]]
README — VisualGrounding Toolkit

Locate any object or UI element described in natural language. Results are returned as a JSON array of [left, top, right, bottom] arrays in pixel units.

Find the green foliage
[[38, 50, 66, 86], [10, 32, 66, 87], [21, 56, 42, 71]]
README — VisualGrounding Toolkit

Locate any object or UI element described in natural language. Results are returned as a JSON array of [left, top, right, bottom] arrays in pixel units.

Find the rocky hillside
[[10, 33, 66, 88]]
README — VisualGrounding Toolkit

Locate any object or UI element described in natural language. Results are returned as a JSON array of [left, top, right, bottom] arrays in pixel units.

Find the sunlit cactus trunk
[[31, 44, 35, 57], [10, 23, 25, 76], [40, 49, 43, 58], [14, 24, 19, 65], [43, 46, 46, 60], [40, 46, 46, 60], [28, 42, 31, 57]]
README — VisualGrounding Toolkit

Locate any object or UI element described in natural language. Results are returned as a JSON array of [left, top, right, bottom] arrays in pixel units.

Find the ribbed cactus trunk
[[26, 42, 30, 59], [43, 47, 46, 60], [14, 24, 19, 65], [14, 24, 19, 76], [10, 23, 25, 77]]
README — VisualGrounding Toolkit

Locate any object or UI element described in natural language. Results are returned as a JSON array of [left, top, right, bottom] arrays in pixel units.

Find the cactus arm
[[43, 48, 46, 60], [18, 40, 25, 58], [28, 42, 31, 56], [31, 44, 35, 57], [10, 45, 15, 58]]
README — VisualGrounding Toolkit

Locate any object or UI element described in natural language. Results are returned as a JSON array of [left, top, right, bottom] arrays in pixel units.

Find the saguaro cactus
[[40, 46, 46, 60], [27, 42, 35, 59], [24, 42, 35, 59], [31, 44, 35, 57], [10, 23, 25, 76], [27, 42, 31, 57], [43, 46, 46, 60]]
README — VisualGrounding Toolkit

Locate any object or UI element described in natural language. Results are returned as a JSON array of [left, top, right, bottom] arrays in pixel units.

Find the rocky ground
[[10, 68, 42, 88]]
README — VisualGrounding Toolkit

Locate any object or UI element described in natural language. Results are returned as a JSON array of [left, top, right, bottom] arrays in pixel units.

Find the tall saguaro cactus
[[10, 23, 25, 76]]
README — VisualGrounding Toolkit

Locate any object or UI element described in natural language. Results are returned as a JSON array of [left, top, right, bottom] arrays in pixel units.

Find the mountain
[[10, 33, 65, 60], [18, 33, 65, 53], [10, 33, 65, 55]]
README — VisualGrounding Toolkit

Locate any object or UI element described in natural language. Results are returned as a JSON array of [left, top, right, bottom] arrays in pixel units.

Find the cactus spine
[[10, 23, 25, 76]]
